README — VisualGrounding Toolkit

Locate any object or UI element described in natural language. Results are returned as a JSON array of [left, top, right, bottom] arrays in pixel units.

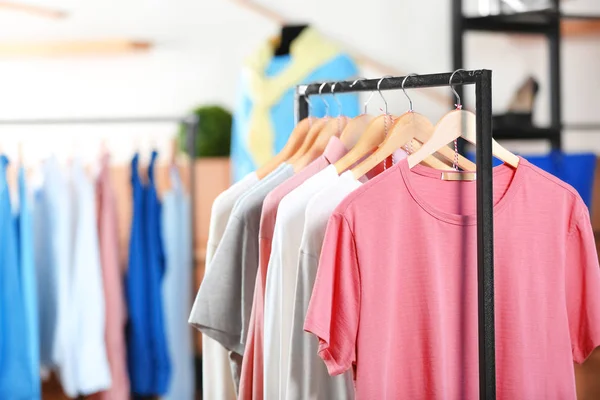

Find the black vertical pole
[[475, 70, 496, 399], [185, 113, 201, 394], [185, 114, 200, 263], [548, 4, 562, 150]]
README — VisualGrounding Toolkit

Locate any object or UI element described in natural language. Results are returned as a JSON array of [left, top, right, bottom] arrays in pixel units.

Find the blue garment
[[15, 167, 41, 399], [0, 157, 32, 398], [231, 53, 360, 182], [126, 152, 171, 395], [34, 157, 71, 371], [526, 151, 596, 209], [161, 167, 194, 400], [467, 150, 596, 209]]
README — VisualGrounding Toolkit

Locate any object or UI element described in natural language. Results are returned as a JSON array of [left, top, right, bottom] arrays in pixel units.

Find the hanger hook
[[449, 69, 465, 108], [401, 73, 418, 112], [377, 75, 392, 115], [351, 77, 375, 114], [331, 82, 343, 117], [304, 96, 313, 117], [318, 81, 330, 117]]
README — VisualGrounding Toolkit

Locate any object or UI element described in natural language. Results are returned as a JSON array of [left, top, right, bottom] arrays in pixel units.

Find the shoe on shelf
[[493, 76, 539, 130]]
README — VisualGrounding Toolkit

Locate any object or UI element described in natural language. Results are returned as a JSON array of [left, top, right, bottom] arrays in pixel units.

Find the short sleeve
[[190, 216, 246, 355], [566, 203, 600, 363], [304, 212, 360, 376]]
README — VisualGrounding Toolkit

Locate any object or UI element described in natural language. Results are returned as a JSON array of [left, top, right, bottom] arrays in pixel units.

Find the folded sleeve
[[304, 212, 360, 376], [566, 202, 600, 364]]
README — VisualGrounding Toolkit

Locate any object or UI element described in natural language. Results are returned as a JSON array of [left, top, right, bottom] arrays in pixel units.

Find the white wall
[[0, 0, 599, 166]]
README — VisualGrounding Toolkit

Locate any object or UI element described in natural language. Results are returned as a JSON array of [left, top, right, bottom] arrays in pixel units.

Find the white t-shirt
[[263, 165, 341, 399], [287, 170, 362, 399], [189, 171, 259, 400]]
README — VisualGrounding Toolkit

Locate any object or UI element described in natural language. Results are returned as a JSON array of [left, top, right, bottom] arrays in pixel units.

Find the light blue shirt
[[34, 157, 70, 370], [161, 167, 194, 400], [16, 167, 41, 399], [231, 53, 360, 182]]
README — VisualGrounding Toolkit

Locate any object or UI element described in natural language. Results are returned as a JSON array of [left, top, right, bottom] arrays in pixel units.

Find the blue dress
[[126, 152, 171, 396]]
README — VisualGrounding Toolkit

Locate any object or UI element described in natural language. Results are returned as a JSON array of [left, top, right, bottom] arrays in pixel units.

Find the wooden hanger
[[349, 76, 459, 179], [286, 117, 327, 164], [339, 114, 373, 152], [408, 108, 519, 169], [408, 70, 519, 170], [392, 113, 476, 170], [256, 116, 315, 179], [292, 115, 347, 172], [351, 112, 456, 179], [338, 78, 376, 150], [333, 114, 388, 174]]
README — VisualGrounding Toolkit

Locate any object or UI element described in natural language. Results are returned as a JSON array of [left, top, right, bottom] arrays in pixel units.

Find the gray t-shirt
[[191, 164, 294, 356]]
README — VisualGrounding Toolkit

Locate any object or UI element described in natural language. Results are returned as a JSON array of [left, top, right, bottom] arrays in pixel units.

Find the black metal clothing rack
[[296, 70, 497, 399]]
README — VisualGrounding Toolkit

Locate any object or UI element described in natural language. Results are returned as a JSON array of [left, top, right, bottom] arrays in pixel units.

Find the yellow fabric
[[245, 28, 341, 167]]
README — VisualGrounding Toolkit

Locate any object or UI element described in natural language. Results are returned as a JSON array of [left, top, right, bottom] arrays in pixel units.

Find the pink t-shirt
[[92, 154, 130, 400], [238, 137, 348, 400], [305, 157, 600, 399]]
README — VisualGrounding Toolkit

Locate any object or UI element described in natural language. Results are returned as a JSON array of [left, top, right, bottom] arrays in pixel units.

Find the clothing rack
[[0, 114, 203, 394], [296, 69, 496, 399], [0, 114, 200, 260]]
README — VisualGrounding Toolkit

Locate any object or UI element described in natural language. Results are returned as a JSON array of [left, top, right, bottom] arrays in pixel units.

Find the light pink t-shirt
[[305, 157, 600, 399], [92, 154, 129, 400], [238, 137, 348, 400]]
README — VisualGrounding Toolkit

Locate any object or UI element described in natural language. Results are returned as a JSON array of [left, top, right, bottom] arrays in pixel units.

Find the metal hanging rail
[[296, 69, 496, 399]]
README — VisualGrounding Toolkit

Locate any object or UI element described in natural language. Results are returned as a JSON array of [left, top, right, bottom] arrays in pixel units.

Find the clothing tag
[[441, 171, 476, 181]]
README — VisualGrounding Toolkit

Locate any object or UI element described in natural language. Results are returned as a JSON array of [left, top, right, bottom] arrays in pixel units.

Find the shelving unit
[[452, 0, 600, 150]]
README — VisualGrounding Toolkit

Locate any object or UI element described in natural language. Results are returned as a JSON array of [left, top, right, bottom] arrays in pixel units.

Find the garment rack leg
[[475, 70, 496, 399]]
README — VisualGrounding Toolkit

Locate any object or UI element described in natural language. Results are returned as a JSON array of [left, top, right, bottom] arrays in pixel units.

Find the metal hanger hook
[[331, 82, 343, 117], [318, 81, 330, 117], [350, 77, 374, 114], [449, 69, 466, 107], [401, 73, 418, 112], [377, 75, 393, 115], [304, 95, 314, 117]]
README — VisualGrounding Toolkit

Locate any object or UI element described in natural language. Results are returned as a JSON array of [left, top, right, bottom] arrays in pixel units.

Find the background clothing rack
[[0, 114, 200, 263], [0, 113, 203, 396], [296, 69, 497, 399]]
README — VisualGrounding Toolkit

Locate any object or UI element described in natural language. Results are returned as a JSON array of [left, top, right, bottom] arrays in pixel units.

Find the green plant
[[178, 105, 232, 158]]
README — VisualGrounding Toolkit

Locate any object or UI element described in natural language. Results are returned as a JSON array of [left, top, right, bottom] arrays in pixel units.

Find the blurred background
[[1, 0, 600, 399]]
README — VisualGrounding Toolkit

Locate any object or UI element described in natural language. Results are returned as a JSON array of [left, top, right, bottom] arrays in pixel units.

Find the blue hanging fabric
[[126, 152, 171, 396], [161, 167, 194, 400], [126, 153, 152, 395], [16, 166, 41, 399], [145, 151, 171, 395], [0, 156, 32, 398]]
